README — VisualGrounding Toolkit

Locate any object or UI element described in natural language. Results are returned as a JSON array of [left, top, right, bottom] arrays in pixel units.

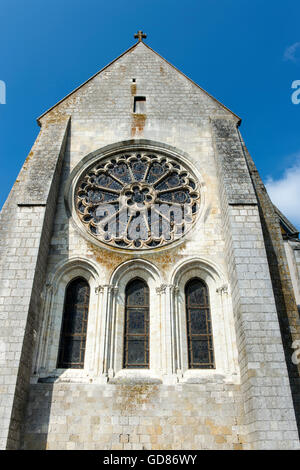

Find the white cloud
[[265, 158, 300, 230], [284, 42, 300, 62]]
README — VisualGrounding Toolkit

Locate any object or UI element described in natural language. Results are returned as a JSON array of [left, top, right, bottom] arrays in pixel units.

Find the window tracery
[[75, 151, 200, 249]]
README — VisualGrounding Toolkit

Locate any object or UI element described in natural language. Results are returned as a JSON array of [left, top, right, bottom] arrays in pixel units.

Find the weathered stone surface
[[0, 40, 299, 450], [241, 140, 300, 436], [0, 117, 70, 449], [21, 382, 244, 450]]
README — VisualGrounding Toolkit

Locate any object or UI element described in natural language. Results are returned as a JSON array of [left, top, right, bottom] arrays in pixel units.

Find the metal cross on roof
[[134, 30, 147, 42]]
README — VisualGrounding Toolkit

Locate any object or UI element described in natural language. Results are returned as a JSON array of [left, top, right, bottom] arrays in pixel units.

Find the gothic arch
[[105, 259, 162, 380], [171, 256, 226, 288], [57, 277, 90, 369], [34, 258, 100, 377], [47, 256, 100, 291], [123, 278, 150, 369], [110, 258, 161, 288], [170, 258, 239, 379]]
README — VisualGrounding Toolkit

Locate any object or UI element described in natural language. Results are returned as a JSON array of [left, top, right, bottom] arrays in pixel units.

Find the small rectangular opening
[[134, 96, 146, 113]]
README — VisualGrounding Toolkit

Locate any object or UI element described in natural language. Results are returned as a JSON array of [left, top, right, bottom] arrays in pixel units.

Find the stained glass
[[123, 279, 149, 368], [75, 151, 200, 249], [127, 340, 145, 365], [128, 310, 145, 334], [185, 279, 214, 369], [57, 278, 90, 369], [189, 309, 207, 334]]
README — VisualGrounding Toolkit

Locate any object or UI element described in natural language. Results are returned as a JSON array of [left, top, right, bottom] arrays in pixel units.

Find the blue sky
[[0, 0, 299, 228]]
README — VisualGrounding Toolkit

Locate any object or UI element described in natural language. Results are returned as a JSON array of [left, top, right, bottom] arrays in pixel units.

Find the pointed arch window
[[185, 278, 214, 369], [123, 279, 149, 368], [57, 277, 90, 369]]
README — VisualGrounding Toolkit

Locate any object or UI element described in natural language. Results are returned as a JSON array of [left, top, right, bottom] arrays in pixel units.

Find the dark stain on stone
[[131, 113, 146, 137], [131, 84, 137, 96]]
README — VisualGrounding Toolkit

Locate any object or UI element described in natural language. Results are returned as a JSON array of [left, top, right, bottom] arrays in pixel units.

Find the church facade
[[0, 33, 300, 450]]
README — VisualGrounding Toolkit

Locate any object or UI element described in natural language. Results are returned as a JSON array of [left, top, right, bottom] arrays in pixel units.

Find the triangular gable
[[37, 40, 241, 125]]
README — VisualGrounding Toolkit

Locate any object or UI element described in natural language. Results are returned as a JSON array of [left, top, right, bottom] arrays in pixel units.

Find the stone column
[[94, 285, 115, 380], [216, 284, 233, 374], [172, 286, 182, 379], [93, 285, 104, 379], [155, 285, 165, 376], [107, 286, 118, 379], [156, 284, 177, 384]]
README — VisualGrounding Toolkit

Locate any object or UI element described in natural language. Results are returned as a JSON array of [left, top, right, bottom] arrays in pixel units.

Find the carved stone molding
[[95, 285, 104, 294], [170, 285, 180, 295], [95, 284, 118, 295], [156, 284, 168, 294], [216, 284, 229, 295]]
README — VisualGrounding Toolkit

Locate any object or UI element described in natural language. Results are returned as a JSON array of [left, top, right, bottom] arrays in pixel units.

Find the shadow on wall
[[21, 383, 54, 450], [258, 204, 300, 440], [20, 130, 73, 450]]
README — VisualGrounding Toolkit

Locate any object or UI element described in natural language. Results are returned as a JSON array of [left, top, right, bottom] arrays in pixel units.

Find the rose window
[[75, 151, 200, 249]]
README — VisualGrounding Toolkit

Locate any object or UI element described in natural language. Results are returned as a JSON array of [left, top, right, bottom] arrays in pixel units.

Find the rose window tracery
[[75, 151, 200, 249]]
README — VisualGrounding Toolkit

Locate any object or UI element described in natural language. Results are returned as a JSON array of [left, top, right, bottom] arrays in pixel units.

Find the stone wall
[[0, 118, 70, 449], [1, 40, 300, 449], [241, 141, 300, 438], [22, 381, 244, 450], [211, 118, 299, 448]]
